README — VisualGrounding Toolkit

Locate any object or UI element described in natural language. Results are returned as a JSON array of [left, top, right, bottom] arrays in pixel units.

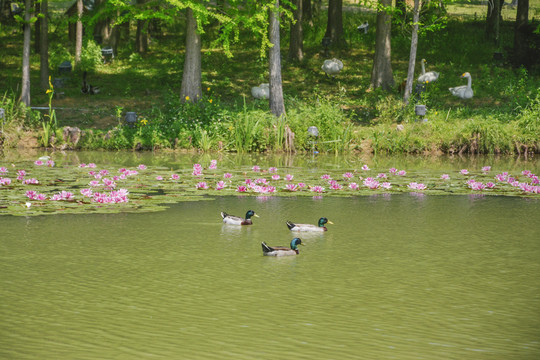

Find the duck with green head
[[286, 217, 333, 232], [262, 238, 304, 256], [221, 210, 259, 225]]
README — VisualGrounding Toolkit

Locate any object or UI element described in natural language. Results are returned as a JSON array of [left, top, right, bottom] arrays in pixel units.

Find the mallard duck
[[262, 238, 304, 256], [417, 59, 439, 84], [449, 72, 473, 99], [322, 58, 343, 77], [286, 217, 333, 232], [81, 71, 100, 95], [221, 210, 259, 225]]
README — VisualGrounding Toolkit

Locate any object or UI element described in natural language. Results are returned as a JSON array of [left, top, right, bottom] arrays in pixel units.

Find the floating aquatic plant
[[0, 158, 538, 217]]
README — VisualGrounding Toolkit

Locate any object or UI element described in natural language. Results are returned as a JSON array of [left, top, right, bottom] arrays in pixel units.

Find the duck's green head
[[245, 210, 259, 219], [290, 238, 303, 250], [318, 217, 334, 227]]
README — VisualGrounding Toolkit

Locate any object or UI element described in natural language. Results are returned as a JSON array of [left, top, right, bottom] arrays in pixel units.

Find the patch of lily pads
[[0, 158, 538, 216]]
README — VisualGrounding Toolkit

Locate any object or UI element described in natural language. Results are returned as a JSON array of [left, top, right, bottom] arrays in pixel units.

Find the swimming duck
[[286, 217, 333, 232], [449, 72, 474, 99], [262, 238, 304, 256], [221, 210, 259, 225], [417, 59, 439, 84]]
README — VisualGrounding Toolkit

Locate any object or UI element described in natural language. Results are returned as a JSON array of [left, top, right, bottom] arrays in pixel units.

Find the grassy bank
[[0, 2, 539, 154]]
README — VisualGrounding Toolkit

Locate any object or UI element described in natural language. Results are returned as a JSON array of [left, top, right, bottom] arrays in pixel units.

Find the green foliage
[[79, 40, 104, 72], [48, 43, 72, 74], [40, 77, 58, 148]]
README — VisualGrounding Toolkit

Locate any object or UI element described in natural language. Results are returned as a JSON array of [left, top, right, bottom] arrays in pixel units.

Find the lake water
[[1, 152, 539, 359]]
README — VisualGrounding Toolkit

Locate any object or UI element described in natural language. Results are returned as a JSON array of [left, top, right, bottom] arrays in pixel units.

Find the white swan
[[417, 59, 439, 84], [449, 72, 474, 99], [322, 58, 343, 77], [251, 83, 269, 100]]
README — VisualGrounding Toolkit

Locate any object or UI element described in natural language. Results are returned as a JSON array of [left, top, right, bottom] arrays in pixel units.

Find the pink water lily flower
[[297, 182, 306, 189], [285, 183, 298, 191], [460, 169, 469, 175], [377, 173, 387, 179], [34, 160, 44, 166], [216, 181, 226, 190], [46, 160, 55, 167], [268, 167, 278, 173], [78, 163, 87, 168], [156, 176, 163, 181], [397, 170, 407, 176], [408, 182, 426, 190], [0, 177, 12, 186], [311, 185, 325, 193], [330, 182, 343, 190], [362, 165, 370, 171], [381, 182, 392, 190], [252, 166, 261, 172], [363, 177, 380, 189], [23, 178, 39, 185], [138, 164, 147, 170], [209, 160, 217, 170], [171, 174, 180, 180], [272, 174, 280, 180], [236, 185, 248, 192], [285, 174, 294, 181], [441, 174, 450, 180], [224, 173, 233, 179], [196, 182, 208, 190], [389, 168, 398, 175], [0, 167, 8, 174], [321, 174, 331, 180], [343, 172, 354, 179], [482, 166, 491, 173], [88, 163, 96, 168], [349, 182, 359, 190]]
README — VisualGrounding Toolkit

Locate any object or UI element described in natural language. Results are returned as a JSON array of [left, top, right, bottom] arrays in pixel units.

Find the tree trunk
[[75, 0, 83, 64], [485, 0, 504, 44], [34, 0, 40, 53], [136, 19, 149, 53], [288, 0, 303, 62], [180, 7, 202, 103], [324, 0, 344, 46], [371, 0, 394, 90], [269, 0, 286, 118], [303, 0, 312, 25], [40, 0, 49, 89], [403, 0, 420, 103], [513, 0, 529, 67], [20, 0, 32, 106], [135, 0, 147, 53]]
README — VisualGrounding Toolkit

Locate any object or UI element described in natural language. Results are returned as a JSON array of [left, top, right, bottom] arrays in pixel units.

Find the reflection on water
[[1, 193, 539, 359]]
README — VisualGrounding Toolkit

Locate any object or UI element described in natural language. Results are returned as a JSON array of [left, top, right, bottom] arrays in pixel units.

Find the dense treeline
[[0, 0, 539, 155]]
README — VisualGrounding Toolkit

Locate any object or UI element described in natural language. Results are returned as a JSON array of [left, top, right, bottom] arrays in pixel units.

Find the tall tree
[[513, 0, 529, 67], [20, 0, 32, 106], [135, 0, 149, 53], [288, 0, 303, 62], [75, 0, 83, 64], [371, 0, 394, 90], [485, 0, 504, 44], [180, 7, 202, 103], [39, 0, 49, 89], [403, 0, 420, 103], [324, 0, 344, 46], [269, 0, 285, 117]]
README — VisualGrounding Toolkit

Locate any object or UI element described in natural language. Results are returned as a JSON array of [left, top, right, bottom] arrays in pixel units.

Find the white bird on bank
[[322, 58, 343, 77], [449, 72, 474, 99], [251, 83, 269, 100], [417, 59, 439, 84]]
